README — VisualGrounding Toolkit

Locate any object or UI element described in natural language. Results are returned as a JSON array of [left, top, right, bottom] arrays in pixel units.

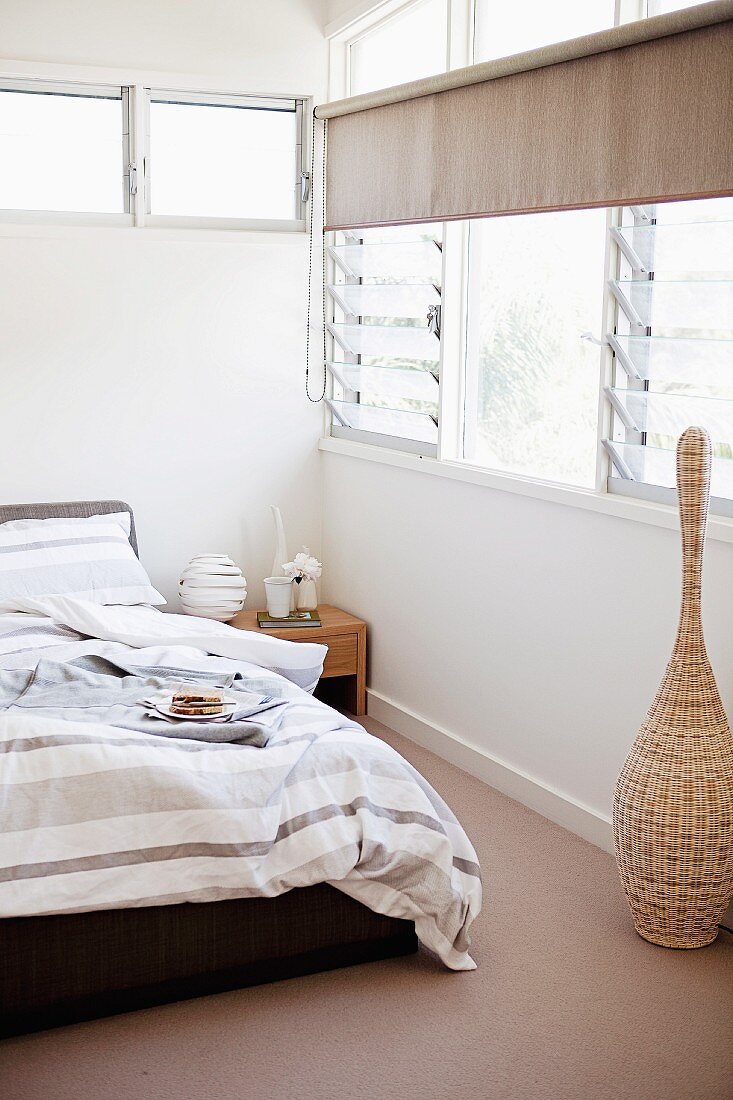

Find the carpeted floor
[[2, 717, 731, 1100]]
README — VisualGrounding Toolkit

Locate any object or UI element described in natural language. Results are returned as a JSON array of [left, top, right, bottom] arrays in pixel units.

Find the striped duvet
[[0, 597, 481, 969]]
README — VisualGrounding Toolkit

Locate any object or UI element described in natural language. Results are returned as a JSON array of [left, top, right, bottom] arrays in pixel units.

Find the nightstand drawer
[[321, 634, 358, 678]]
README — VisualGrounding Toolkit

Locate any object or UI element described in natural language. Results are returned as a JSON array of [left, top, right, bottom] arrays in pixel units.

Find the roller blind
[[316, 1, 733, 231]]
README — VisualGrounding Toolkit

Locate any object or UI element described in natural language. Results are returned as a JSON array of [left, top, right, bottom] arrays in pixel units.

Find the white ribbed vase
[[179, 554, 247, 622]]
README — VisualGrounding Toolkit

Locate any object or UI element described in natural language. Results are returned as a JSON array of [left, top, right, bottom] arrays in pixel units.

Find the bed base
[[1, 885, 417, 1038]]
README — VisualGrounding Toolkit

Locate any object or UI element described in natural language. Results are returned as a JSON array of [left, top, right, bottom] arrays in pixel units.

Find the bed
[[0, 501, 481, 1037]]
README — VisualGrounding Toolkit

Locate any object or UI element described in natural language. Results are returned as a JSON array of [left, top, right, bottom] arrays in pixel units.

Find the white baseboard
[[367, 688, 614, 855], [366, 690, 733, 928]]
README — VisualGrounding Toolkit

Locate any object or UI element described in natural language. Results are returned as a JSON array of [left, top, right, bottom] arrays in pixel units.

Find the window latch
[[128, 163, 138, 197], [427, 303, 441, 339], [301, 171, 311, 203]]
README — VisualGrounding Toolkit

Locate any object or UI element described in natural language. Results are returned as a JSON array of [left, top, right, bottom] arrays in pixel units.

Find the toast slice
[[170, 701, 225, 716]]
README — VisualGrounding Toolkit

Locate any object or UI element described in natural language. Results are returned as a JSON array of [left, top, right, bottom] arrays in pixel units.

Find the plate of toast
[[154, 688, 237, 721]]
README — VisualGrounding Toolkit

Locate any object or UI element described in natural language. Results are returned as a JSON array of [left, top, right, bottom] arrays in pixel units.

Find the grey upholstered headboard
[[0, 500, 139, 557]]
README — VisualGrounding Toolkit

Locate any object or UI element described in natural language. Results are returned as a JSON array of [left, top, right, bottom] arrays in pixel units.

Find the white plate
[[154, 700, 237, 721]]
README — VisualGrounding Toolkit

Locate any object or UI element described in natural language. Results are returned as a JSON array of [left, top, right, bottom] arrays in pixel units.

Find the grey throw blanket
[[0, 656, 289, 746]]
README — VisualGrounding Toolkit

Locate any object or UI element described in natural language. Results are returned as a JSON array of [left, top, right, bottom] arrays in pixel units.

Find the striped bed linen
[[0, 598, 481, 969]]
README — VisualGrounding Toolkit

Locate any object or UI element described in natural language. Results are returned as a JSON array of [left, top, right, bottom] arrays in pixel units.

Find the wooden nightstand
[[230, 604, 367, 716]]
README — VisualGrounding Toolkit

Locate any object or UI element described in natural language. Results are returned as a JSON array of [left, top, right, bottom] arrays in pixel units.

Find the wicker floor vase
[[613, 427, 733, 948]]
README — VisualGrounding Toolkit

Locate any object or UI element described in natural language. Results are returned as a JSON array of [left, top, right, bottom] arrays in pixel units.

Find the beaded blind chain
[[305, 112, 328, 403]]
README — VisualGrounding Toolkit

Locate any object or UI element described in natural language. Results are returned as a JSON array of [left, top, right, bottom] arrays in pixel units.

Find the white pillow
[[0, 512, 165, 608]]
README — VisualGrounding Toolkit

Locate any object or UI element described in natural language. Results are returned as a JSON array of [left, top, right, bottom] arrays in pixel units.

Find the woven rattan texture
[[613, 427, 733, 948]]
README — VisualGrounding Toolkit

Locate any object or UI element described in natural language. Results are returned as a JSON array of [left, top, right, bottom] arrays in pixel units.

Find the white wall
[[321, 452, 733, 842], [1, 0, 326, 90], [324, 0, 387, 32], [0, 0, 328, 605]]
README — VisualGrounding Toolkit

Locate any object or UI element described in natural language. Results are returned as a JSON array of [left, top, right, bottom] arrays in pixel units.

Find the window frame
[[144, 88, 308, 230], [0, 77, 134, 224], [323, 0, 733, 536], [0, 66, 310, 234]]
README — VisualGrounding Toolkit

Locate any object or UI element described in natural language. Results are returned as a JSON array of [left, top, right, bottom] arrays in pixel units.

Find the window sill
[[319, 435, 733, 545], [0, 211, 308, 243], [145, 215, 306, 233], [0, 211, 134, 229]]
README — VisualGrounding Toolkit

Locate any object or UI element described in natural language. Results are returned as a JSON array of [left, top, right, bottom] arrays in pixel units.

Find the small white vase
[[296, 578, 318, 611], [270, 505, 296, 609], [270, 505, 288, 577]]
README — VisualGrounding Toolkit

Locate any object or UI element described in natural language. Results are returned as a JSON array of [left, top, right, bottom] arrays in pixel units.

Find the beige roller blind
[[317, 1, 733, 231]]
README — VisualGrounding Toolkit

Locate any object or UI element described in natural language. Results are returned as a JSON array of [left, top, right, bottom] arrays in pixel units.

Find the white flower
[[282, 547, 322, 582]]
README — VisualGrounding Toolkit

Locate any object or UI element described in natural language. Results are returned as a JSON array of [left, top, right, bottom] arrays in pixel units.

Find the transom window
[[0, 82, 307, 227], [148, 93, 302, 221], [474, 0, 615, 60], [0, 84, 127, 214], [348, 0, 448, 97]]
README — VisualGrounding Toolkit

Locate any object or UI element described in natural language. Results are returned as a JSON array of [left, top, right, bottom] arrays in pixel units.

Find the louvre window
[[603, 198, 733, 511], [326, 226, 443, 456]]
